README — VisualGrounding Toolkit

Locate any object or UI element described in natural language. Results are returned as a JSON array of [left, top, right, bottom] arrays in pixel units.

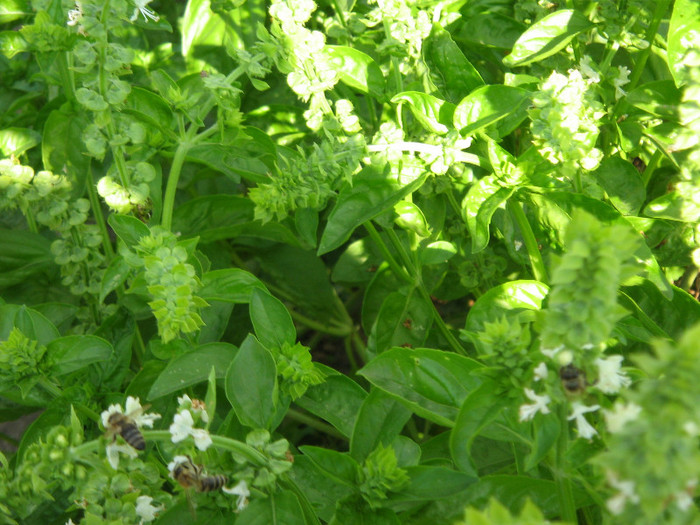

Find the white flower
[[594, 355, 631, 394], [579, 56, 600, 83], [518, 388, 551, 422], [533, 362, 548, 381], [223, 480, 250, 512], [106, 441, 138, 470], [66, 520, 76, 525], [179, 394, 209, 423], [130, 0, 160, 22], [603, 402, 641, 433], [170, 410, 195, 443], [67, 2, 82, 26], [135, 495, 162, 522], [191, 428, 213, 451], [568, 402, 600, 439], [169, 410, 212, 450], [683, 421, 700, 437], [612, 66, 631, 100], [606, 470, 639, 515], [540, 345, 565, 359], [167, 455, 190, 478], [675, 479, 697, 511]]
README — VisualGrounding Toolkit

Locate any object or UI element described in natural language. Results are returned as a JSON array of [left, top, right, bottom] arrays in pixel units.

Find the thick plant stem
[[556, 404, 577, 523], [161, 139, 190, 231], [508, 200, 548, 283], [626, 0, 672, 91]]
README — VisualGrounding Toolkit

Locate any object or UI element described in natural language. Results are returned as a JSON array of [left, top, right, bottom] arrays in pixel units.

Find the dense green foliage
[[0, 0, 699, 523]]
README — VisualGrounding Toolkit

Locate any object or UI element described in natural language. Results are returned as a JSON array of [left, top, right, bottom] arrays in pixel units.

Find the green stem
[[161, 139, 191, 231], [86, 162, 115, 259], [555, 403, 577, 523], [285, 408, 346, 440], [626, 0, 672, 91], [343, 335, 360, 373], [507, 200, 548, 283], [640, 149, 662, 187], [364, 222, 411, 283], [288, 308, 351, 337], [140, 430, 268, 465]]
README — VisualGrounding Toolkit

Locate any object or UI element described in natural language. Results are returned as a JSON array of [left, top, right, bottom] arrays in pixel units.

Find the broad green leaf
[[256, 245, 349, 330], [623, 282, 700, 340], [350, 388, 411, 462], [392, 91, 455, 135], [172, 195, 300, 246], [524, 413, 559, 471], [225, 334, 278, 429], [148, 342, 237, 399], [99, 256, 130, 304], [0, 229, 54, 287], [626, 80, 682, 121], [668, 0, 700, 87], [181, 0, 241, 71], [318, 166, 427, 255], [123, 86, 175, 138], [454, 13, 526, 49], [462, 175, 513, 253], [453, 85, 530, 137], [41, 105, 90, 192], [323, 45, 385, 100], [300, 446, 359, 487], [332, 503, 400, 525], [394, 201, 430, 237], [199, 268, 268, 303], [0, 127, 40, 157], [461, 475, 590, 516], [369, 290, 433, 353], [332, 237, 386, 284], [47, 335, 112, 376], [0, 0, 31, 24], [236, 490, 306, 525], [292, 456, 355, 522], [0, 304, 60, 345], [0, 30, 29, 58], [423, 24, 485, 104], [108, 214, 150, 247], [503, 9, 594, 67], [358, 347, 483, 427], [592, 157, 646, 216], [387, 465, 477, 501], [450, 381, 509, 476], [198, 300, 234, 344], [644, 191, 696, 222], [250, 288, 296, 349], [297, 367, 367, 438], [186, 143, 270, 183], [420, 241, 457, 265]]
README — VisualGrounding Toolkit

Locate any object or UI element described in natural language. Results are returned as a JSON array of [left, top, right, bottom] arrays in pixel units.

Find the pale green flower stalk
[[596, 323, 700, 523], [529, 67, 606, 179]]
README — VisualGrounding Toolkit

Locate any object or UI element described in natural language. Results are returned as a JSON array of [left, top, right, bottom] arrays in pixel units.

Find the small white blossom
[[683, 421, 700, 437], [579, 56, 600, 83], [603, 402, 641, 433], [169, 409, 212, 450], [541, 345, 565, 359], [66, 520, 76, 525], [67, 2, 82, 26], [533, 362, 549, 381], [606, 470, 639, 515], [569, 402, 599, 439], [170, 410, 195, 443], [135, 495, 162, 522], [519, 388, 551, 422], [223, 480, 250, 512], [130, 0, 160, 23], [612, 66, 631, 100], [106, 441, 138, 470], [675, 479, 697, 511], [595, 355, 631, 394], [178, 394, 209, 423], [191, 428, 213, 451]]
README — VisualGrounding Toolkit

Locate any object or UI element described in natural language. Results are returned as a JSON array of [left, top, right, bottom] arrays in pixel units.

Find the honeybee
[[559, 364, 587, 395], [106, 411, 146, 450], [172, 456, 228, 492]]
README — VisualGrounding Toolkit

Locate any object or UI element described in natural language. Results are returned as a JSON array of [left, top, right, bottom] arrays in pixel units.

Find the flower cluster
[[595, 323, 700, 521], [358, 444, 409, 508], [129, 227, 209, 343], [0, 327, 51, 398], [274, 341, 327, 400], [169, 395, 212, 450], [529, 66, 606, 177], [96, 162, 156, 216]]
